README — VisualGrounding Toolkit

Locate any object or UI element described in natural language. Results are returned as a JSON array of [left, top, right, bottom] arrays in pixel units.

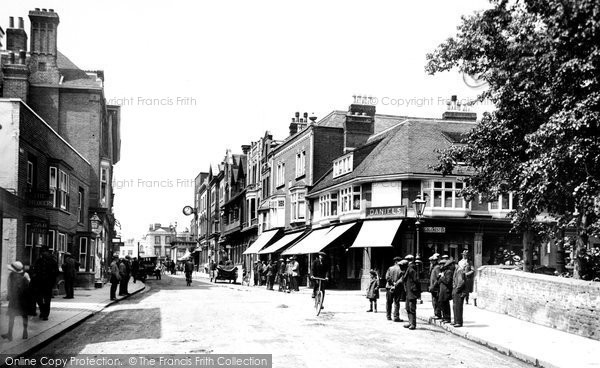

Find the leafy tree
[[425, 0, 600, 277]]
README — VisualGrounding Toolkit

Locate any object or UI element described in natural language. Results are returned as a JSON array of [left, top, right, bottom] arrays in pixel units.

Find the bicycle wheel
[[315, 291, 323, 316]]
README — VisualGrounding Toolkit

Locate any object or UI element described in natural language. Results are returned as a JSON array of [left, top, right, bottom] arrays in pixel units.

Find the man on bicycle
[[311, 251, 330, 300]]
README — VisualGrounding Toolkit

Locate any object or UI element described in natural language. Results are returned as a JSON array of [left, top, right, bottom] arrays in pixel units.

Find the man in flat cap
[[385, 257, 404, 322], [428, 253, 442, 319], [400, 255, 420, 330]]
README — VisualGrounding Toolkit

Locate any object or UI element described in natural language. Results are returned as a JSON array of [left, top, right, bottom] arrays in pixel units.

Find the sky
[[2, 0, 493, 240]]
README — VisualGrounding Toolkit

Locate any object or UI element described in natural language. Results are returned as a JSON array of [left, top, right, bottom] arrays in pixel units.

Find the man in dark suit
[[401, 254, 420, 330], [385, 256, 404, 322], [31, 246, 59, 320], [61, 252, 78, 299]]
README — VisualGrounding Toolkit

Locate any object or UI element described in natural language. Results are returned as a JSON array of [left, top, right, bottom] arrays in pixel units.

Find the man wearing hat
[[2, 261, 31, 341], [438, 255, 454, 323], [400, 255, 420, 330], [452, 258, 469, 327], [31, 245, 59, 320], [385, 256, 404, 322], [61, 252, 78, 299], [428, 253, 442, 319], [277, 258, 287, 292], [109, 256, 121, 300], [459, 250, 474, 304], [311, 252, 329, 300]]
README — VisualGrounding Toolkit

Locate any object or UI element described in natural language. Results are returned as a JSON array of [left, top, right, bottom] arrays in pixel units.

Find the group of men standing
[[384, 254, 421, 330], [109, 255, 134, 300], [428, 251, 474, 327], [253, 256, 301, 292]]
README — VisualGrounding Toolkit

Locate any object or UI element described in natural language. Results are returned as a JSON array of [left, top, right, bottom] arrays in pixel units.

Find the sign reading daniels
[[366, 206, 407, 218]]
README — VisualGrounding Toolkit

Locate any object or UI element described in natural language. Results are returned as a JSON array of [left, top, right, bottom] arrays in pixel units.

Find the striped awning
[[258, 231, 305, 254], [282, 227, 332, 255]]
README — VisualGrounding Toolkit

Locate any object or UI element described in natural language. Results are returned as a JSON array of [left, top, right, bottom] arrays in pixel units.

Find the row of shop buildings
[[0, 10, 121, 297], [186, 101, 565, 290]]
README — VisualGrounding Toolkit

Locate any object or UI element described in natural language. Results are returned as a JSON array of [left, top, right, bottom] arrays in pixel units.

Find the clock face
[[183, 206, 194, 216]]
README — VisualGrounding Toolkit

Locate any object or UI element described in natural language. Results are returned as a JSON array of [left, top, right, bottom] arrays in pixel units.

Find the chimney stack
[[343, 103, 376, 151], [29, 8, 60, 56], [6, 16, 28, 53], [241, 145, 251, 155], [442, 95, 477, 121], [18, 17, 24, 29], [2, 48, 29, 101]]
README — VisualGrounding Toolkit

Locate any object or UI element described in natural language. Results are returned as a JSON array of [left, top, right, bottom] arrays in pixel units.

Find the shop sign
[[29, 221, 48, 233], [366, 206, 407, 218], [26, 192, 53, 207], [423, 226, 446, 233]]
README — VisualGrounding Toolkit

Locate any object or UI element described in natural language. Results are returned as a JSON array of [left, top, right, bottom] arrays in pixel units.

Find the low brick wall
[[476, 266, 600, 340]]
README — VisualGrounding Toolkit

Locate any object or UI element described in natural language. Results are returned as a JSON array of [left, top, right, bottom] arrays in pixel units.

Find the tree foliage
[[426, 0, 600, 276]]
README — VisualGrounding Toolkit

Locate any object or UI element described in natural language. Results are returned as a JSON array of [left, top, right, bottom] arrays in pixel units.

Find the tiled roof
[[57, 51, 103, 89], [309, 118, 476, 195]]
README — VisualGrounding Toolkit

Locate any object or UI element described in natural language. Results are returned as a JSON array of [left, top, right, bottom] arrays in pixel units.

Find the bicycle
[[312, 277, 327, 316]]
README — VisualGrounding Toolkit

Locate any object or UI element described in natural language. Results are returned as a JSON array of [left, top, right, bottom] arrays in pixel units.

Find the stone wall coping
[[477, 265, 600, 289]]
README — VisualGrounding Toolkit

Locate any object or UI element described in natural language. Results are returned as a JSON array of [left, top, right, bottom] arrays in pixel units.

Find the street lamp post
[[90, 212, 103, 286], [412, 195, 427, 259]]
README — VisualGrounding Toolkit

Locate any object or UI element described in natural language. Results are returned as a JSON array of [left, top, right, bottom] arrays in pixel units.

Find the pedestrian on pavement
[[132, 257, 139, 283], [110, 256, 121, 300], [277, 258, 286, 292], [438, 255, 455, 324], [285, 258, 293, 293], [118, 258, 129, 296], [62, 252, 78, 299], [30, 245, 59, 321], [184, 258, 194, 286], [210, 259, 217, 283], [253, 260, 260, 286], [428, 253, 442, 319], [1, 261, 31, 341], [260, 261, 267, 286], [311, 252, 329, 300], [452, 258, 468, 327], [290, 256, 300, 292], [400, 254, 420, 330], [384, 257, 404, 322], [459, 250, 475, 304], [266, 260, 275, 290], [366, 270, 379, 312], [155, 261, 162, 280]]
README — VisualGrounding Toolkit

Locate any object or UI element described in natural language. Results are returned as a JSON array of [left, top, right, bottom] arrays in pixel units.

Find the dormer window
[[333, 153, 353, 179]]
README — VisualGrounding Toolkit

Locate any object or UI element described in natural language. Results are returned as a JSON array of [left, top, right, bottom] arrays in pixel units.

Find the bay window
[[489, 193, 515, 211], [422, 180, 466, 209], [291, 190, 306, 222]]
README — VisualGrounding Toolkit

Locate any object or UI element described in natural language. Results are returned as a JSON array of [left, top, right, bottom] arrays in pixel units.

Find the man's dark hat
[[393, 256, 402, 262], [317, 251, 326, 256]]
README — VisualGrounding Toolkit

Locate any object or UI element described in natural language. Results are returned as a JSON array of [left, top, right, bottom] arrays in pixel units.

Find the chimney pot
[[42, 8, 47, 12], [295, 112, 300, 118], [292, 118, 295, 123], [9, 16, 14, 28], [35, 8, 40, 11], [18, 17, 24, 29], [8, 51, 15, 64], [451, 95, 457, 102], [303, 112, 308, 119], [49, 9, 54, 12]]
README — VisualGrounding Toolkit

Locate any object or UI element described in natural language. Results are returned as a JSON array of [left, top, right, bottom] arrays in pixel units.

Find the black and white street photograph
[[1, 1, 599, 367]]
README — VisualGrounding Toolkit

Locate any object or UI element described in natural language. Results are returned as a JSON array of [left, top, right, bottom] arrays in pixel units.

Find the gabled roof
[[309, 118, 476, 195]]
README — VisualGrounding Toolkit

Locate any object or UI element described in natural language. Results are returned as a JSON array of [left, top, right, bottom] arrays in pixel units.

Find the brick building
[[0, 9, 121, 294]]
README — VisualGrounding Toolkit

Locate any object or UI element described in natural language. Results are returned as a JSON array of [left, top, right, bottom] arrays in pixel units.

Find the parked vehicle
[[215, 265, 238, 283], [137, 256, 159, 282]]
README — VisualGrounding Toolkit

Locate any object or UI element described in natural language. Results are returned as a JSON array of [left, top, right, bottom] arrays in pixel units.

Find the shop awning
[[282, 227, 332, 255], [258, 231, 305, 255], [242, 229, 279, 255], [350, 220, 402, 248]]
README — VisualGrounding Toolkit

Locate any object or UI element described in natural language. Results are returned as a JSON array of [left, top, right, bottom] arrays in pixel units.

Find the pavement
[[173, 271, 600, 368], [2, 270, 599, 368], [0, 279, 145, 358]]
